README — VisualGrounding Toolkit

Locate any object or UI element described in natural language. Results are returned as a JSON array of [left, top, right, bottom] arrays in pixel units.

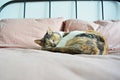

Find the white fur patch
[[56, 31, 85, 47]]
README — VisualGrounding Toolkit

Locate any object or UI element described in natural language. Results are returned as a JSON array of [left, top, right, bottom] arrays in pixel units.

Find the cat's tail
[[41, 47, 96, 55]]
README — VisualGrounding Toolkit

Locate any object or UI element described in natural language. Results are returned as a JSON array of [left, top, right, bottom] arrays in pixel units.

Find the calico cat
[[34, 28, 108, 55]]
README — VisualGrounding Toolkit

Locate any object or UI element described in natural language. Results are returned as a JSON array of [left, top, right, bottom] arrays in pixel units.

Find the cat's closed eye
[[52, 39, 55, 42]]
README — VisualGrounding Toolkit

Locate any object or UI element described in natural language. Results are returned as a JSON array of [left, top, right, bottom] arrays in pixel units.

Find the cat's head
[[34, 28, 62, 48]]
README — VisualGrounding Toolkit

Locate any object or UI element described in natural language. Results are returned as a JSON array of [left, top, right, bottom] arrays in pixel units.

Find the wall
[[0, 0, 120, 21]]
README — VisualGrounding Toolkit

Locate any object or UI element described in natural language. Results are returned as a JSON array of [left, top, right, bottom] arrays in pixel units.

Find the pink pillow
[[0, 18, 64, 49], [62, 19, 99, 32], [95, 20, 120, 52]]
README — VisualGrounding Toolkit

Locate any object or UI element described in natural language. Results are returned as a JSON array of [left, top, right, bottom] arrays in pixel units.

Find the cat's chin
[[42, 46, 53, 49]]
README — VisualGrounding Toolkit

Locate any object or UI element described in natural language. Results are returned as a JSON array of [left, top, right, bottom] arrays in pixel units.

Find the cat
[[34, 28, 108, 55]]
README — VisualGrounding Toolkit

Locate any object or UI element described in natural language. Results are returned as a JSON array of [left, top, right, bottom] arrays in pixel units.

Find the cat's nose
[[52, 43, 56, 47]]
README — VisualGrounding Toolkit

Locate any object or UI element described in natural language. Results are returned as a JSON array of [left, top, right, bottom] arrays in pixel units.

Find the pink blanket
[[0, 48, 120, 80]]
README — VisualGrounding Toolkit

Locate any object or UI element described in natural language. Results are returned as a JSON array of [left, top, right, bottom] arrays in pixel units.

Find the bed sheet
[[0, 48, 120, 80]]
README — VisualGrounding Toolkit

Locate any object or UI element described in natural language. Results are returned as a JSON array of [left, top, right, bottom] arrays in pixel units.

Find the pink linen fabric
[[0, 18, 64, 49], [63, 19, 99, 32], [94, 20, 120, 52]]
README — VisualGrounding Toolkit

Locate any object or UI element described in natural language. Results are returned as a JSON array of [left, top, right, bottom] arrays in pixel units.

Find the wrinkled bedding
[[0, 48, 120, 80]]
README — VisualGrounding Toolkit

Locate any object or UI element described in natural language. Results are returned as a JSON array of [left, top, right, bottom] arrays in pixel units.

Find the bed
[[0, 0, 120, 80]]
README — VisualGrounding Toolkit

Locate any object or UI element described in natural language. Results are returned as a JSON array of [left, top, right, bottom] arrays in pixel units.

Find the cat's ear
[[66, 28, 70, 33], [34, 39, 43, 46], [47, 27, 53, 35]]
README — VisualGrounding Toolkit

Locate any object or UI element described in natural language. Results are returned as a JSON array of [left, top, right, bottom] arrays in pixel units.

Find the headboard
[[0, 0, 120, 20]]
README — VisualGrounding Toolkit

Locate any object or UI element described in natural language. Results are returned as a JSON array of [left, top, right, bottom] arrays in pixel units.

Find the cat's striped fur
[[35, 29, 108, 55]]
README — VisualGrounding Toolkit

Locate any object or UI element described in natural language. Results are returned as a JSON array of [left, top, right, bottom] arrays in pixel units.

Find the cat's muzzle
[[51, 43, 56, 47]]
